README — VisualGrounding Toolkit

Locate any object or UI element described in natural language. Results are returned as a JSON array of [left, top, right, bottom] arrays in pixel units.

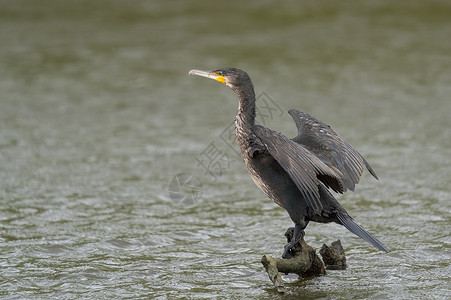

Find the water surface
[[1, 1, 450, 299]]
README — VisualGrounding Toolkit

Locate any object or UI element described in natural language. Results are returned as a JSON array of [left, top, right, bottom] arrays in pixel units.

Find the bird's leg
[[282, 224, 305, 259]]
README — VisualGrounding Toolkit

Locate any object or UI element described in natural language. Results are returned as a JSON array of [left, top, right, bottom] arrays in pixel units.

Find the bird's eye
[[217, 71, 223, 76]]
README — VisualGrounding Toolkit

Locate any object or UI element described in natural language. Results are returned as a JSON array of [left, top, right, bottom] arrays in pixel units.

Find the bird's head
[[188, 67, 252, 90]]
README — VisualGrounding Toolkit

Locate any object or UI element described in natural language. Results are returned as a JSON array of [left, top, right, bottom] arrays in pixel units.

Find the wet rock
[[319, 240, 347, 270]]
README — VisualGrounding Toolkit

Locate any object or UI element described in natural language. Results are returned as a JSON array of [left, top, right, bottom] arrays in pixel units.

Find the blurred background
[[1, 0, 450, 298]]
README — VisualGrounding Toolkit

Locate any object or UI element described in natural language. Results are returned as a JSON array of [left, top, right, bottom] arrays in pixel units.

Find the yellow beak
[[188, 69, 226, 84]]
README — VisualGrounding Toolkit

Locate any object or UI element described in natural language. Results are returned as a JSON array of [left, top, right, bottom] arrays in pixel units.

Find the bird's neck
[[233, 85, 256, 151], [234, 85, 256, 128]]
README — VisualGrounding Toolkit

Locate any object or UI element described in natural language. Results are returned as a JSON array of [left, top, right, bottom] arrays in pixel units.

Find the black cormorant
[[189, 67, 388, 258]]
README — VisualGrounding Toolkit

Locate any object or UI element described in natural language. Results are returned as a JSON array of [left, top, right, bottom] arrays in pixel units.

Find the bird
[[188, 67, 388, 258]]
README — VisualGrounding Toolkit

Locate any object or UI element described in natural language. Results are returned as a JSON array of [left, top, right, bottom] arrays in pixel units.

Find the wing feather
[[288, 109, 378, 192], [253, 125, 343, 214]]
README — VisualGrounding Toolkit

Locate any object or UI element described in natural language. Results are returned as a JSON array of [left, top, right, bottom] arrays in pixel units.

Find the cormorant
[[189, 67, 388, 258]]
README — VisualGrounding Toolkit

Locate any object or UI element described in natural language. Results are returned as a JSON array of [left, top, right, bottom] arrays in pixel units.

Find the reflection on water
[[1, 0, 450, 298]]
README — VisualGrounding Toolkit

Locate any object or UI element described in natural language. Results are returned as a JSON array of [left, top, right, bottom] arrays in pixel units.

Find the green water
[[1, 1, 450, 298]]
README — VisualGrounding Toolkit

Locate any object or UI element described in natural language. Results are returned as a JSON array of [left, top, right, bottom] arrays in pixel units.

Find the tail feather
[[337, 213, 389, 253]]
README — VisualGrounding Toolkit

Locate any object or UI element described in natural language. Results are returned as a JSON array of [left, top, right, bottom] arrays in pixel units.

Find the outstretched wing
[[253, 125, 344, 214], [288, 109, 378, 192]]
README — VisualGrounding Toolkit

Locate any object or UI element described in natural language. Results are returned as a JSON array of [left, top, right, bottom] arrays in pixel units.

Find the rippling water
[[1, 1, 450, 299]]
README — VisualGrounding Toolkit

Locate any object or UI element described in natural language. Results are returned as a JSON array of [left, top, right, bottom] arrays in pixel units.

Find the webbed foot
[[282, 224, 305, 259]]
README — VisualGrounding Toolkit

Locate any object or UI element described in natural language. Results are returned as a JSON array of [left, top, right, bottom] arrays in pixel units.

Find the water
[[1, 1, 450, 298]]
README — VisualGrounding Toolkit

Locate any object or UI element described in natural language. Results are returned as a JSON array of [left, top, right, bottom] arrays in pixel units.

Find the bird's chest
[[242, 148, 294, 206], [235, 125, 290, 203]]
